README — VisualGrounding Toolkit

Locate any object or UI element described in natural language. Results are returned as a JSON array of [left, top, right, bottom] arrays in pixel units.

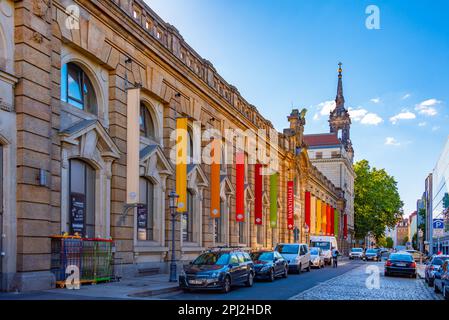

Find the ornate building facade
[[304, 64, 356, 254], [0, 0, 348, 292]]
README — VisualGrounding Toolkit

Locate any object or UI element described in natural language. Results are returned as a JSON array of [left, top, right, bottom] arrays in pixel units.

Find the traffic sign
[[433, 219, 444, 229]]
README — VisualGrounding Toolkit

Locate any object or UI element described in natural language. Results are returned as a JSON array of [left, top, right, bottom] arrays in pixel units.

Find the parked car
[[275, 243, 311, 274], [179, 248, 255, 293], [250, 251, 288, 281], [406, 250, 424, 262], [385, 252, 417, 278], [310, 236, 338, 265], [309, 247, 325, 268], [364, 248, 382, 262], [425, 255, 449, 287], [349, 247, 364, 260], [434, 259, 449, 300]]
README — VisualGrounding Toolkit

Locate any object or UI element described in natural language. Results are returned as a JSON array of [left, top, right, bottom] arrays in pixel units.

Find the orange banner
[[176, 118, 188, 213]]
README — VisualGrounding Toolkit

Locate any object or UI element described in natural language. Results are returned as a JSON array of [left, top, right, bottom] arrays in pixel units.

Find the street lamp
[[168, 191, 180, 282]]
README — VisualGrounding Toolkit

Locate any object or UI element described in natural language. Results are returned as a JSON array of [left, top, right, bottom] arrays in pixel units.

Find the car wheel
[[298, 263, 302, 274], [384, 272, 389, 277], [429, 278, 434, 287], [245, 272, 254, 287], [269, 269, 275, 282], [222, 276, 231, 293], [307, 263, 311, 272], [182, 288, 191, 293], [282, 266, 288, 278]]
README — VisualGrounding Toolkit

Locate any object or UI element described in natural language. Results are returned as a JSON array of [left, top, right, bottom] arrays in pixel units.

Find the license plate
[[189, 279, 204, 285], [396, 263, 406, 267]]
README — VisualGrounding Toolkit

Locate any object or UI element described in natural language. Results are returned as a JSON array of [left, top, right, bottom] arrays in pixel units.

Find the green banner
[[334, 209, 340, 237], [270, 173, 278, 228]]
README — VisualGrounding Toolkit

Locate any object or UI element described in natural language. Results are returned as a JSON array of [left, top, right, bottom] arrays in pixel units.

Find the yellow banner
[[321, 202, 327, 234], [310, 196, 316, 235], [316, 199, 322, 234], [176, 118, 188, 213]]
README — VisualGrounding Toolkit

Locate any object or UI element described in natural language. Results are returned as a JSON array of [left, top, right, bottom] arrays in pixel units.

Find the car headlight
[[313, 258, 320, 263]]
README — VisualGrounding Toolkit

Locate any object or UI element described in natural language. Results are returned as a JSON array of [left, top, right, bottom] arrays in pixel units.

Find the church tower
[[329, 63, 354, 162]]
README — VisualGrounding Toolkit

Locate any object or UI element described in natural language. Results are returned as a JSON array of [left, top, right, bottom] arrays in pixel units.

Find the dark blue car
[[250, 251, 288, 281], [179, 249, 255, 293], [434, 259, 449, 300]]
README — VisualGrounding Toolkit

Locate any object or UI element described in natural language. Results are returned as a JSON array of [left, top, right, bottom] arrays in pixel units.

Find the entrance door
[[0, 145, 4, 291]]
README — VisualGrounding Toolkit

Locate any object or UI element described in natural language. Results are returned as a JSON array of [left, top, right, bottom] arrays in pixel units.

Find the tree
[[403, 236, 409, 246], [354, 160, 403, 241], [386, 237, 394, 249]]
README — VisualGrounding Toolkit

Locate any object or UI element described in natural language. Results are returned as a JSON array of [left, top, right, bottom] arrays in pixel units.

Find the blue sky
[[146, 0, 449, 216]]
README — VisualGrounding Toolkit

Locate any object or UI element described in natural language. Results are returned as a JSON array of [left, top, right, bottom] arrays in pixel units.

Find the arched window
[[69, 159, 95, 237], [138, 178, 155, 241], [182, 190, 194, 242], [61, 62, 98, 115], [187, 128, 194, 164], [139, 103, 156, 140]]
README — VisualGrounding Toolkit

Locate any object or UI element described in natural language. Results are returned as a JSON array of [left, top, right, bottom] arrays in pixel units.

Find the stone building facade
[[0, 0, 346, 292]]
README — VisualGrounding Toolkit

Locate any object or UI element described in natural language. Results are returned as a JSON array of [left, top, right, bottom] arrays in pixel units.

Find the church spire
[[335, 62, 345, 112]]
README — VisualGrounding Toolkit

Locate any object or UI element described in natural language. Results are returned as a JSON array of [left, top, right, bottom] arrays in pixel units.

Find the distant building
[[409, 211, 418, 249], [385, 227, 397, 248], [396, 219, 410, 247], [417, 195, 426, 252], [431, 137, 449, 255], [425, 174, 433, 254]]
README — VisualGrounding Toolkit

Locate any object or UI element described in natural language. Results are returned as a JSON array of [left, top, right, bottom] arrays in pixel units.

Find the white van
[[310, 236, 338, 265]]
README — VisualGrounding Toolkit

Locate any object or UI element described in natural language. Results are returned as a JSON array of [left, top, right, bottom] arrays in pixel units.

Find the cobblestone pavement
[[290, 262, 442, 300]]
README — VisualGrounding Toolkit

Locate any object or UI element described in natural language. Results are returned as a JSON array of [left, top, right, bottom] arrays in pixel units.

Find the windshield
[[352, 248, 363, 252], [367, 249, 377, 254], [432, 257, 449, 265], [276, 244, 299, 254], [192, 253, 230, 266], [389, 254, 413, 262], [311, 242, 331, 250], [310, 248, 320, 255], [251, 252, 274, 262]]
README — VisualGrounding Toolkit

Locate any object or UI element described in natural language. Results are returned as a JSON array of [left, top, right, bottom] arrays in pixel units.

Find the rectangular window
[[215, 201, 225, 243], [182, 191, 194, 242], [138, 178, 154, 241], [69, 160, 95, 238], [331, 151, 339, 158], [315, 152, 323, 159], [239, 222, 245, 244], [256, 225, 263, 245]]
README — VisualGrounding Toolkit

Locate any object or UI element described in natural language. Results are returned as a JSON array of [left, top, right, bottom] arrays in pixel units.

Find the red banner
[[305, 191, 311, 232], [254, 163, 263, 225], [287, 181, 294, 230], [343, 214, 348, 239], [326, 204, 331, 235], [236, 152, 245, 222]]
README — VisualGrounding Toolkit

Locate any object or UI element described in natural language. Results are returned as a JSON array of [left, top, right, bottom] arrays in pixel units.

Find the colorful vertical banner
[[326, 204, 331, 235], [305, 192, 311, 232], [310, 196, 316, 235], [321, 202, 327, 235], [254, 163, 263, 225], [236, 152, 245, 222], [343, 214, 348, 239], [176, 118, 188, 213], [334, 209, 339, 237], [270, 172, 278, 228], [210, 139, 221, 218], [287, 181, 294, 230], [316, 199, 322, 234], [330, 207, 334, 236]]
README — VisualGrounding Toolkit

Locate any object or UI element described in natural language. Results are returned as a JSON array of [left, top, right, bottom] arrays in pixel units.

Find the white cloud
[[370, 97, 381, 104], [385, 137, 401, 146], [402, 93, 411, 100], [313, 100, 336, 120], [432, 126, 440, 132], [418, 122, 427, 127], [348, 107, 383, 126], [415, 99, 441, 116], [348, 108, 368, 121], [361, 113, 383, 125], [389, 111, 416, 124]]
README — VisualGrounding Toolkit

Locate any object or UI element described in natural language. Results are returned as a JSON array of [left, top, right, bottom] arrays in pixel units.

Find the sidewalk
[[40, 273, 180, 300]]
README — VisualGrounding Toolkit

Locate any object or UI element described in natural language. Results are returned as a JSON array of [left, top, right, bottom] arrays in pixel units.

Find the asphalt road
[[165, 259, 364, 300]]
